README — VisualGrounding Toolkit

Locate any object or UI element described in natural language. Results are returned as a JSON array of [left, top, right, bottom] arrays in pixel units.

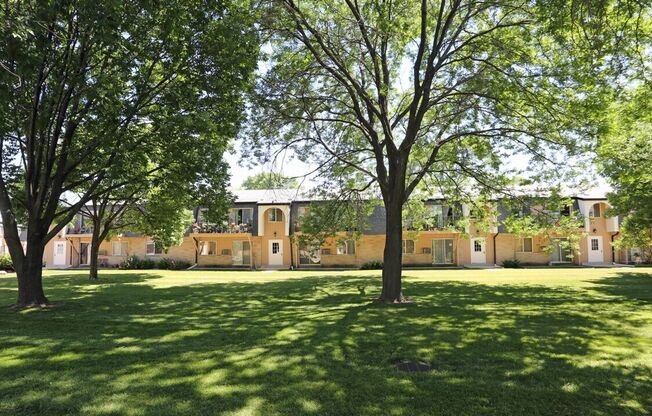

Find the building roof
[[232, 188, 309, 204]]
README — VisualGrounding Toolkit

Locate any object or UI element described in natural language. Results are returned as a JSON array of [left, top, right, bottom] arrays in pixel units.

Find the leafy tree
[[241, 172, 299, 189], [501, 192, 585, 260], [249, 0, 640, 301], [0, 0, 257, 306], [598, 83, 652, 255]]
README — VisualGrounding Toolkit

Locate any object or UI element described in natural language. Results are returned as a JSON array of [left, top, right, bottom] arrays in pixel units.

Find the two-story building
[[41, 188, 648, 269]]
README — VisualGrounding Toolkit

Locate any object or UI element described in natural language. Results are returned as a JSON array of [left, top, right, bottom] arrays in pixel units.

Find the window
[[299, 243, 321, 265], [268, 208, 282, 222], [519, 237, 533, 253], [112, 241, 128, 256], [337, 239, 356, 255], [591, 238, 599, 251], [589, 203, 601, 218], [229, 208, 253, 225], [146, 240, 164, 255], [402, 240, 415, 254], [474, 240, 482, 252], [430, 205, 444, 228], [271, 242, 280, 254], [295, 206, 308, 230], [199, 241, 217, 256], [232, 241, 251, 265]]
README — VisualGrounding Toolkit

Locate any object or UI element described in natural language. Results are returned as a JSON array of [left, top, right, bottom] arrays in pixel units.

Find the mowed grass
[[1, 268, 651, 416]]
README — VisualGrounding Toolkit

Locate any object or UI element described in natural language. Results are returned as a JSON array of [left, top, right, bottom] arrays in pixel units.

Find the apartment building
[[41, 188, 646, 269]]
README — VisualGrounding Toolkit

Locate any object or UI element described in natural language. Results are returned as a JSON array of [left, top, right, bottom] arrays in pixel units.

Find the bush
[[120, 255, 156, 270], [157, 258, 191, 270], [360, 260, 383, 270], [0, 254, 14, 271], [502, 259, 522, 268]]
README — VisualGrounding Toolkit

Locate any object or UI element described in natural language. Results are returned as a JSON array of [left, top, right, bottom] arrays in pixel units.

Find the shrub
[[502, 259, 522, 268], [157, 257, 174, 270], [360, 260, 383, 270], [0, 254, 14, 271], [120, 255, 156, 270], [157, 258, 191, 270]]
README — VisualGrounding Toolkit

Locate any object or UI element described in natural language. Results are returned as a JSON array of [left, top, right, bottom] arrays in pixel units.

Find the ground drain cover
[[395, 360, 432, 373]]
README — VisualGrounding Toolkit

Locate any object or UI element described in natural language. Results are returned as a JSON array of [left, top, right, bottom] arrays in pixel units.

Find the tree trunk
[[16, 241, 48, 307], [380, 199, 404, 302], [88, 223, 102, 280]]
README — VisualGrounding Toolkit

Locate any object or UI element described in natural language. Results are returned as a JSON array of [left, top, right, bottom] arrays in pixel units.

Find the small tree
[[598, 84, 652, 255]]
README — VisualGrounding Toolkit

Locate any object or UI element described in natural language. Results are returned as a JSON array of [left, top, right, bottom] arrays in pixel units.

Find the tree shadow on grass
[[588, 272, 652, 304], [0, 272, 651, 415]]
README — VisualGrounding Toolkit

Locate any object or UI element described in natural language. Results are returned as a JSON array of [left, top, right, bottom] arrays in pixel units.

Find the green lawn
[[1, 268, 651, 416]]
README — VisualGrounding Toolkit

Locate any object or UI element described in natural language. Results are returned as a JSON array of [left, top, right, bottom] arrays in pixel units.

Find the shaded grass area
[[0, 269, 651, 415]]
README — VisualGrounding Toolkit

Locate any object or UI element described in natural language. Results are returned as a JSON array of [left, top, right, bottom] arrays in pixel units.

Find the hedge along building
[[41, 188, 641, 270]]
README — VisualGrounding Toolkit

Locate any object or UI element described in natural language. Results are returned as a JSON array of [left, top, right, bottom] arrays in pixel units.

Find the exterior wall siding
[[42, 196, 636, 270]]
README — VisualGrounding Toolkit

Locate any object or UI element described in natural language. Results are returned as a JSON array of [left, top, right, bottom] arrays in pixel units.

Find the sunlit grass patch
[[0, 268, 651, 415]]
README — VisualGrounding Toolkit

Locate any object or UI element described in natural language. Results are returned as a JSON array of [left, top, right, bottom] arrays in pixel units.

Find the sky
[[225, 140, 612, 197]]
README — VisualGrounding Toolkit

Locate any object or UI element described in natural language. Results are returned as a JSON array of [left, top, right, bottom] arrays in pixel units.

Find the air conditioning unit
[[221, 249, 231, 256], [321, 248, 331, 255], [422, 247, 432, 254], [98, 250, 107, 256]]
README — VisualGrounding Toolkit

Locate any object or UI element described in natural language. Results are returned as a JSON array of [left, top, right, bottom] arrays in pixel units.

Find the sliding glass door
[[432, 239, 454, 264], [232, 241, 251, 265]]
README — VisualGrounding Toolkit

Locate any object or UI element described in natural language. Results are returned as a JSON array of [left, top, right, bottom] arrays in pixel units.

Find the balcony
[[66, 226, 94, 235], [190, 223, 252, 234], [406, 217, 456, 231]]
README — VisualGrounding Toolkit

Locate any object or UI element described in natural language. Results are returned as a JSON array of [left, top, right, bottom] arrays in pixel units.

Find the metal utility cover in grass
[[396, 360, 432, 373]]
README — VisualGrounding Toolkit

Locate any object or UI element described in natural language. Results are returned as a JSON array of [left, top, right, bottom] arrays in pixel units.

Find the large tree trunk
[[380, 199, 404, 302], [16, 240, 48, 307]]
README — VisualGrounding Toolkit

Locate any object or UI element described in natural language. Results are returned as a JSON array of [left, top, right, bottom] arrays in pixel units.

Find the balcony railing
[[190, 223, 252, 234], [406, 218, 456, 231], [66, 226, 94, 234]]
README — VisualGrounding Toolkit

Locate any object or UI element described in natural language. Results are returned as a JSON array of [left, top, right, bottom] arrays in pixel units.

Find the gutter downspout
[[493, 232, 499, 266], [192, 237, 199, 265], [611, 231, 619, 264]]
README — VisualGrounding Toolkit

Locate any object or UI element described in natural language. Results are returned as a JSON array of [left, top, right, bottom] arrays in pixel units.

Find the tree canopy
[[0, 0, 257, 306], [248, 0, 646, 301], [241, 172, 299, 189], [598, 83, 652, 252]]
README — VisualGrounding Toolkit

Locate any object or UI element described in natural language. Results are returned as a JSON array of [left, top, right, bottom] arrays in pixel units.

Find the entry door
[[470, 238, 486, 264], [268, 240, 283, 266], [80, 243, 91, 265], [588, 236, 603, 263], [53, 242, 67, 266]]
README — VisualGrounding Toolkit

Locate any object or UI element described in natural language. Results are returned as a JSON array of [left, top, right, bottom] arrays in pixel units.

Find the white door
[[470, 238, 486, 264], [268, 240, 283, 266], [588, 236, 603, 263], [53, 241, 67, 266]]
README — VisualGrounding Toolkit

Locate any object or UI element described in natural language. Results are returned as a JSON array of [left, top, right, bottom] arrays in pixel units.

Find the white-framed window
[[268, 208, 283, 222], [518, 237, 533, 253], [146, 240, 164, 255], [112, 241, 128, 256], [589, 203, 601, 218], [402, 239, 415, 254], [337, 239, 356, 255], [199, 241, 217, 256], [229, 208, 253, 225]]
